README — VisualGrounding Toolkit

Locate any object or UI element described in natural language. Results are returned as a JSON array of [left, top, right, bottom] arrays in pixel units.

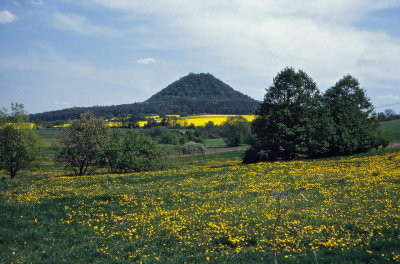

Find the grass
[[380, 119, 400, 141], [1, 128, 399, 263], [204, 138, 227, 148]]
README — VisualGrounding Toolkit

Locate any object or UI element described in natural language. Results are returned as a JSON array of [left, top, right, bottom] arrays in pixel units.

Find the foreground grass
[[1, 150, 400, 263]]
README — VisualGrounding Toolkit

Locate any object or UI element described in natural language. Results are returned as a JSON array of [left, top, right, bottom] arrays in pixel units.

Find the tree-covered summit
[[148, 73, 252, 100], [143, 73, 260, 115]]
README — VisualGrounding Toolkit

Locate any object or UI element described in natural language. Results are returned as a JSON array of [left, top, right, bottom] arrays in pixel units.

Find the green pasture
[[0, 128, 399, 263]]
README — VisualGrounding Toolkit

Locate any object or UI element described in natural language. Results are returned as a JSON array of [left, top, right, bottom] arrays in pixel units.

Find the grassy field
[[204, 138, 227, 148], [380, 119, 400, 141], [1, 130, 400, 264]]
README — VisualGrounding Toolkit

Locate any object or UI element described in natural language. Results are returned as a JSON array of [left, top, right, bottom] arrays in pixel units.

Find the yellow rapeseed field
[[53, 114, 255, 128], [140, 114, 255, 127]]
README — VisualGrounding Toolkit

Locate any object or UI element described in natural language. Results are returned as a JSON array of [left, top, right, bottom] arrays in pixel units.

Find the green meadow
[[1, 128, 399, 263]]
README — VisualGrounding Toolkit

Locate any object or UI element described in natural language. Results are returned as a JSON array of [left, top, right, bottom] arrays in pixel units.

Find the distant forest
[[31, 73, 260, 122]]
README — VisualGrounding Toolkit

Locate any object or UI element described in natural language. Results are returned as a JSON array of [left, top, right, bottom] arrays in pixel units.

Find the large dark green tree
[[0, 103, 40, 178], [324, 75, 387, 155], [244, 68, 331, 163]]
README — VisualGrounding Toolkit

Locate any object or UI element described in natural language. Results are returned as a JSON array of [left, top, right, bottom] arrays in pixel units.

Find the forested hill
[[30, 73, 260, 121], [141, 73, 260, 114]]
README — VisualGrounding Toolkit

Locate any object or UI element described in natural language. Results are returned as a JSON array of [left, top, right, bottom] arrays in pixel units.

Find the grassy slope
[[1, 145, 400, 263], [380, 119, 400, 141], [1, 129, 399, 263]]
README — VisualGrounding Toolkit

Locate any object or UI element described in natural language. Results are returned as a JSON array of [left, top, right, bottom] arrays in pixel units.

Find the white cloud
[[136, 58, 157, 64], [0, 10, 18, 24], [85, 0, 400, 99], [51, 12, 120, 37], [32, 0, 43, 6], [0, 44, 179, 112]]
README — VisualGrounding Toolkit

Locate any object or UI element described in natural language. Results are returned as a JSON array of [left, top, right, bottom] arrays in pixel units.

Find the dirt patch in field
[[205, 145, 248, 154]]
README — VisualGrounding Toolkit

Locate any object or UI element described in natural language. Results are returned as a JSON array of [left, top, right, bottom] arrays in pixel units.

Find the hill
[[30, 73, 260, 121], [141, 73, 259, 114]]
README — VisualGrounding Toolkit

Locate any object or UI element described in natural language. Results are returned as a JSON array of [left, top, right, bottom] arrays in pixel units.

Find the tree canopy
[[0, 103, 40, 178], [56, 112, 110, 176], [222, 115, 251, 147], [324, 75, 387, 155], [244, 68, 388, 163]]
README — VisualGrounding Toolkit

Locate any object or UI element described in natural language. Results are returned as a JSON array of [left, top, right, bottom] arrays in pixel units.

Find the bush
[[183, 141, 206, 154], [159, 144, 184, 156], [106, 130, 165, 173], [158, 132, 180, 145]]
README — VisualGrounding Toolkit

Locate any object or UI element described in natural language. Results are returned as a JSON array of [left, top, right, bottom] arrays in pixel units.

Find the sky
[[1, 0, 400, 114]]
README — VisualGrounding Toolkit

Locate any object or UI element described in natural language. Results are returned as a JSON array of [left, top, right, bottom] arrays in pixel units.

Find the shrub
[[183, 141, 206, 154], [107, 130, 165, 173], [159, 144, 184, 156], [158, 132, 180, 145]]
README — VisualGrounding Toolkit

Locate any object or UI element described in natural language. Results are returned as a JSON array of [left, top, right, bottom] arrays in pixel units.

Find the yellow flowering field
[[139, 114, 255, 127], [1, 123, 36, 129], [1, 150, 399, 263], [54, 114, 254, 128]]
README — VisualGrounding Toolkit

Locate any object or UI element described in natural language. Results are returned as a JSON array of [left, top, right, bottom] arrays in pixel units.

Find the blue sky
[[1, 0, 400, 114]]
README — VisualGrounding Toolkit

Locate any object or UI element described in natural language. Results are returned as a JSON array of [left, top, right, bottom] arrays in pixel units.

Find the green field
[[1, 129, 400, 263], [204, 138, 227, 148], [380, 119, 400, 141]]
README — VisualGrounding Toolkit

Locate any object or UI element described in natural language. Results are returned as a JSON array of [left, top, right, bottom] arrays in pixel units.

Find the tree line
[[0, 107, 165, 178], [244, 67, 389, 163]]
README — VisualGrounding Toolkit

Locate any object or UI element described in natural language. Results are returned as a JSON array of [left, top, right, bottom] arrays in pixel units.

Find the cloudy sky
[[1, 0, 400, 114]]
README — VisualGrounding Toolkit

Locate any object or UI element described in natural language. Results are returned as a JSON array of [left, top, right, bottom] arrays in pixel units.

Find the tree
[[324, 75, 386, 155], [56, 112, 110, 176], [0, 103, 40, 178], [107, 130, 164, 173], [244, 67, 327, 163], [222, 116, 251, 147], [103, 129, 124, 173], [384, 109, 396, 119], [205, 121, 215, 130]]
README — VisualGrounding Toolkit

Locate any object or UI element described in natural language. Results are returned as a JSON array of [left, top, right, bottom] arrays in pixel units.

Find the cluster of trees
[[377, 109, 400, 121], [244, 68, 389, 163], [57, 113, 164, 175], [0, 105, 165, 178]]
